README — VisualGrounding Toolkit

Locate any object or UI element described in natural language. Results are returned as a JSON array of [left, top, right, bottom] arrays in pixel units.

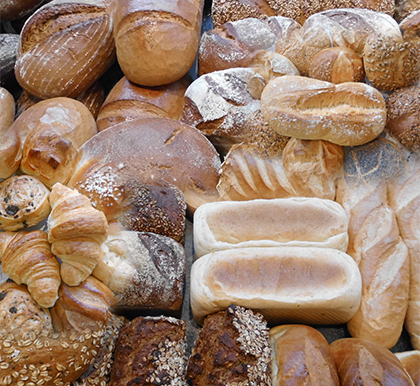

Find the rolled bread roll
[[193, 197, 349, 258], [190, 246, 362, 325], [260, 75, 386, 146]]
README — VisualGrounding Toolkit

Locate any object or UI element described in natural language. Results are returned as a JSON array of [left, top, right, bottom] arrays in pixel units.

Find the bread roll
[[0, 0, 44, 21], [330, 338, 415, 386], [67, 117, 221, 215], [190, 246, 362, 325], [187, 304, 271, 385], [309, 47, 365, 84], [0, 175, 50, 231], [261, 75, 386, 146], [15, 0, 115, 99], [395, 0, 420, 21], [92, 229, 187, 316], [0, 34, 19, 87], [395, 351, 420, 386], [270, 325, 340, 386], [193, 197, 349, 258], [113, 0, 204, 87], [97, 75, 190, 132], [14, 97, 98, 188]]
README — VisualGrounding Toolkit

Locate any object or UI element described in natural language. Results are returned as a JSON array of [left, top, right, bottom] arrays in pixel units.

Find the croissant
[[48, 182, 109, 286], [0, 230, 61, 308]]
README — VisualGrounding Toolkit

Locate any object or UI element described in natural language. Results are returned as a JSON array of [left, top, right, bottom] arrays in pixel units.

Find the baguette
[[190, 246, 362, 325]]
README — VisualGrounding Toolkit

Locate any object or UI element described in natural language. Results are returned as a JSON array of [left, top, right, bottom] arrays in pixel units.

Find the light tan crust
[[97, 75, 190, 132], [15, 0, 115, 99], [395, 351, 420, 385], [331, 338, 415, 386], [190, 246, 362, 325], [0, 175, 50, 231], [48, 183, 109, 287], [261, 76, 386, 146], [270, 325, 340, 386], [114, 0, 204, 86]]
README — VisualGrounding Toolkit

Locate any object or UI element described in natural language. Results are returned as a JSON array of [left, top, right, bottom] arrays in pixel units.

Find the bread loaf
[[395, 351, 420, 386], [15, 0, 115, 99], [97, 75, 190, 132], [261, 75, 386, 146], [395, 0, 420, 21], [187, 304, 271, 385], [0, 0, 44, 21], [330, 338, 415, 386], [67, 117, 221, 215], [92, 229, 187, 316], [193, 197, 349, 258], [270, 325, 340, 386], [0, 34, 19, 87], [113, 0, 204, 87], [190, 246, 362, 325]]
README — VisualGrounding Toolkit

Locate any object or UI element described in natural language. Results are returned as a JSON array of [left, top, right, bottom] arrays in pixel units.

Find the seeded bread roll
[[92, 229, 187, 317], [330, 338, 416, 386], [395, 351, 420, 386], [15, 0, 115, 99], [190, 246, 362, 325], [109, 316, 188, 386], [261, 76, 386, 146], [68, 117, 221, 215], [270, 325, 340, 386], [113, 0, 204, 87], [96, 75, 190, 132], [193, 197, 349, 258], [187, 304, 271, 385]]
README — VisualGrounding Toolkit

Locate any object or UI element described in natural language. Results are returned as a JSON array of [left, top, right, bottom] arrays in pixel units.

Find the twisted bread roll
[[48, 183, 109, 287], [0, 230, 61, 308], [336, 138, 410, 349]]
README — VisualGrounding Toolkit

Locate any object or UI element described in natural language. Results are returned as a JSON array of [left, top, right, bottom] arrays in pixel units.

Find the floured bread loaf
[[193, 197, 349, 258], [93, 229, 186, 316], [190, 246, 362, 325]]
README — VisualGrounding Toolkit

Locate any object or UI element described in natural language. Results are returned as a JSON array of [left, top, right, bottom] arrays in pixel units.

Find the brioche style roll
[[193, 197, 349, 258], [190, 246, 362, 325], [261, 75, 386, 146]]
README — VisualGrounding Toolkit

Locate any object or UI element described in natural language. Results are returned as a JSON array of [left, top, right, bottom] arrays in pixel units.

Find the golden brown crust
[[395, 351, 420, 386]]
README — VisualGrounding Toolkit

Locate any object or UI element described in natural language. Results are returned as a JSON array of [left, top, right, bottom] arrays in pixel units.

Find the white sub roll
[[193, 197, 349, 258], [190, 247, 362, 325]]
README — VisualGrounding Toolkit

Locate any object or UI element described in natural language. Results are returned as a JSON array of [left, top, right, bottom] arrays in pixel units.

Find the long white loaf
[[193, 197, 349, 258], [190, 246, 362, 325]]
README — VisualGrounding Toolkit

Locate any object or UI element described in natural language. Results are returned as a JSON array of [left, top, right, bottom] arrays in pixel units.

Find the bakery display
[[14, 0, 115, 99], [190, 246, 362, 325], [193, 197, 349, 257], [0, 175, 50, 231], [187, 304, 271, 385], [270, 324, 340, 386], [109, 315, 188, 385], [48, 183, 109, 287]]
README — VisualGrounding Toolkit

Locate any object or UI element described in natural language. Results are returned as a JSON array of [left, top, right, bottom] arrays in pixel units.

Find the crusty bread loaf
[[92, 229, 187, 316], [67, 117, 221, 215], [15, 0, 115, 99], [187, 304, 271, 385], [193, 197, 349, 258], [109, 316, 188, 385], [97, 75, 190, 132], [261, 75, 386, 146], [0, 0, 44, 21], [395, 351, 420, 386], [330, 338, 415, 386], [190, 246, 362, 325], [309, 47, 365, 84], [113, 0, 204, 87], [0, 34, 19, 87], [270, 325, 340, 386]]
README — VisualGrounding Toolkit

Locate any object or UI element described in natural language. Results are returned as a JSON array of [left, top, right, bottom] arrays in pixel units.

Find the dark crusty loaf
[[187, 304, 271, 386], [109, 316, 188, 386]]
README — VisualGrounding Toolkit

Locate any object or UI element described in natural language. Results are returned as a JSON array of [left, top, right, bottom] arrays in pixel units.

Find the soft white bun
[[190, 246, 362, 325], [193, 197, 349, 258]]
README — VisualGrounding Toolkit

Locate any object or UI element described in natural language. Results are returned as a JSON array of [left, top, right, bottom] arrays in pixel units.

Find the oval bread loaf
[[261, 75, 386, 146], [193, 197, 349, 258], [190, 246, 362, 325]]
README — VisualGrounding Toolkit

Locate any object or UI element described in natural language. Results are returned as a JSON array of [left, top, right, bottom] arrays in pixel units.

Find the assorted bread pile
[[1, 0, 420, 384]]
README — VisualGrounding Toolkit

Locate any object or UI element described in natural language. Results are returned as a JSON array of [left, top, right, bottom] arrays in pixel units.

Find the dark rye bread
[[109, 316, 188, 386], [187, 305, 271, 386]]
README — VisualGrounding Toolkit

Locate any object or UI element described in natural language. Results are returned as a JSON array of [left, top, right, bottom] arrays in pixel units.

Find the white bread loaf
[[193, 197, 349, 258], [190, 246, 362, 325]]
